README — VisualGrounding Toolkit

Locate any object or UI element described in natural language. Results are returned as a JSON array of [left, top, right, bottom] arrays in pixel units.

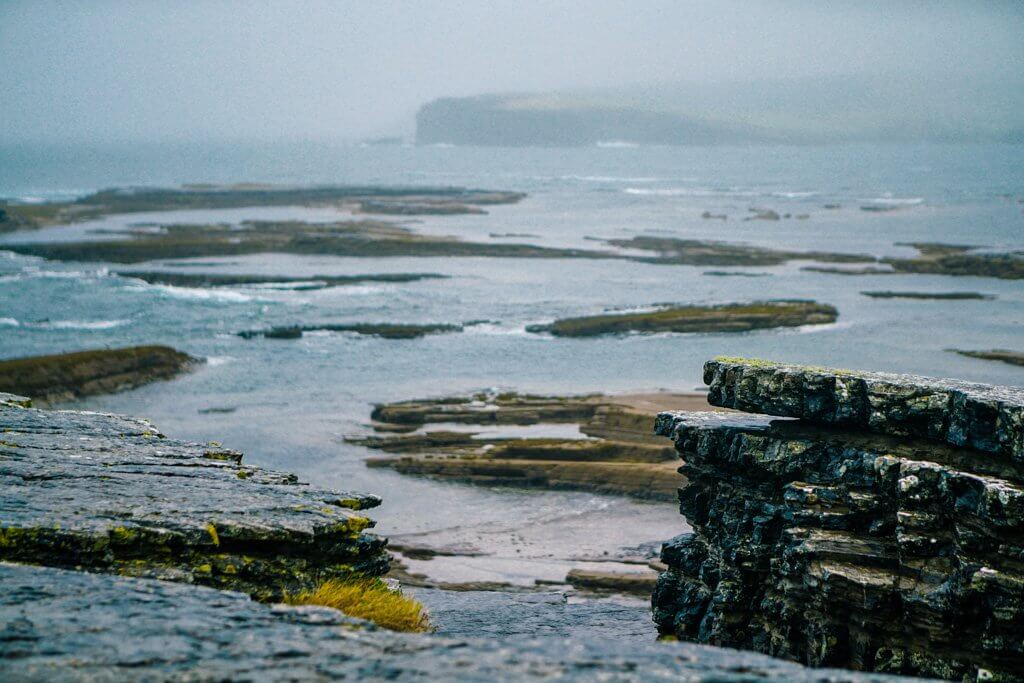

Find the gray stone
[[0, 401, 387, 600], [0, 563, 924, 682], [704, 358, 1024, 462]]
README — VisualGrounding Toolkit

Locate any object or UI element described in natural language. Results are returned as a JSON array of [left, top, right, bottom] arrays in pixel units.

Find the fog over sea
[[1, 141, 1022, 624]]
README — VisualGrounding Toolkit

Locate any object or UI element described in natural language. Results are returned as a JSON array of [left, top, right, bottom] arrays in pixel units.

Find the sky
[[1, 1, 1022, 144]]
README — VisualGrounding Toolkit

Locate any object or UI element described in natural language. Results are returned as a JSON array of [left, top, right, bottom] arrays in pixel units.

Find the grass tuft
[[286, 578, 430, 632]]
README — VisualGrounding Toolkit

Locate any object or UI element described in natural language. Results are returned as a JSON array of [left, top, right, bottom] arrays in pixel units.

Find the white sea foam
[[205, 356, 237, 367], [595, 140, 639, 148], [0, 317, 20, 327], [867, 195, 925, 205], [462, 322, 536, 337], [19, 319, 131, 330], [770, 191, 819, 199], [624, 187, 759, 197], [129, 284, 258, 303]]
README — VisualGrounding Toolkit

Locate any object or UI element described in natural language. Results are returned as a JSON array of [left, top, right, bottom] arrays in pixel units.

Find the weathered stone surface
[[0, 400, 387, 600], [357, 391, 695, 500], [0, 346, 198, 404], [528, 300, 838, 337], [654, 369, 1024, 679], [704, 358, 1024, 462], [0, 563, 922, 681]]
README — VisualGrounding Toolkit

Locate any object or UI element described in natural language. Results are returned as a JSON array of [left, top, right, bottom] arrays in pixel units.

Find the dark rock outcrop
[[118, 271, 447, 289], [239, 322, 463, 340], [860, 291, 994, 300], [0, 394, 387, 600], [652, 358, 1024, 680], [0, 346, 198, 404]]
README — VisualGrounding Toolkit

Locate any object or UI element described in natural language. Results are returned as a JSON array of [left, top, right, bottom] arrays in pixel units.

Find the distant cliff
[[416, 75, 1024, 146], [416, 96, 761, 146]]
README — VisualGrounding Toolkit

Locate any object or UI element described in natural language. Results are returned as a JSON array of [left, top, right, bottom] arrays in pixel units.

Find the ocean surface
[[2, 141, 1023, 619]]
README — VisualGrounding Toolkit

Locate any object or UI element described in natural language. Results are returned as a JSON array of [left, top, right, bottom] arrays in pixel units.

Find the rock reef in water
[[0, 184, 526, 232], [238, 322, 463, 340], [860, 291, 994, 300], [7, 218, 604, 264], [118, 270, 447, 289], [604, 236, 874, 266], [355, 391, 702, 501], [953, 349, 1024, 368], [883, 243, 1024, 280], [652, 357, 1024, 680], [0, 345, 198, 404], [527, 301, 837, 337], [0, 393, 388, 601]]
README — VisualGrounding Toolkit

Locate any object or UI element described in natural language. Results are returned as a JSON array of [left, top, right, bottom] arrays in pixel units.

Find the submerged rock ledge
[[653, 359, 1024, 680]]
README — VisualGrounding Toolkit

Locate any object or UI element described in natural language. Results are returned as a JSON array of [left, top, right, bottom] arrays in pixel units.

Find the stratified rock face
[[653, 360, 1024, 680], [704, 357, 1024, 462], [0, 396, 387, 600], [0, 563, 920, 681]]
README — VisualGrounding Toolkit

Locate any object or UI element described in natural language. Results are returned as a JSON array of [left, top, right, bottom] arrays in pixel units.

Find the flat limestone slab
[[0, 396, 387, 599], [704, 358, 1024, 462], [0, 563, 926, 682]]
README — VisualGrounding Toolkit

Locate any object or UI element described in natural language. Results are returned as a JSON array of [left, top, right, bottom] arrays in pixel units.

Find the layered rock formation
[[0, 393, 387, 600], [652, 358, 1024, 680], [355, 390, 691, 500]]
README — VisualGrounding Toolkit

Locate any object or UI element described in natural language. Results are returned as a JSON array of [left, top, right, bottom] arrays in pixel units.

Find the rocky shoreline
[[353, 390, 700, 501], [652, 358, 1024, 680], [0, 390, 918, 681], [0, 345, 198, 404]]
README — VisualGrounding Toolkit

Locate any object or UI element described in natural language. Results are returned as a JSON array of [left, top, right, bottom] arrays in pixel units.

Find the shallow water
[[1, 142, 1023, 615]]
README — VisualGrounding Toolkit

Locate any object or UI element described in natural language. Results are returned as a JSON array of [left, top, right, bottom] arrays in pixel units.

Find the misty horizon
[[2, 1, 1023, 145]]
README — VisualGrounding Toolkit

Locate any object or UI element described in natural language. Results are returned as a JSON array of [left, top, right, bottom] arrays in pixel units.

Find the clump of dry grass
[[286, 578, 430, 632]]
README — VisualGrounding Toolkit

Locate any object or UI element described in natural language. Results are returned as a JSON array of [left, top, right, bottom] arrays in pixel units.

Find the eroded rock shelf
[[0, 393, 388, 600]]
